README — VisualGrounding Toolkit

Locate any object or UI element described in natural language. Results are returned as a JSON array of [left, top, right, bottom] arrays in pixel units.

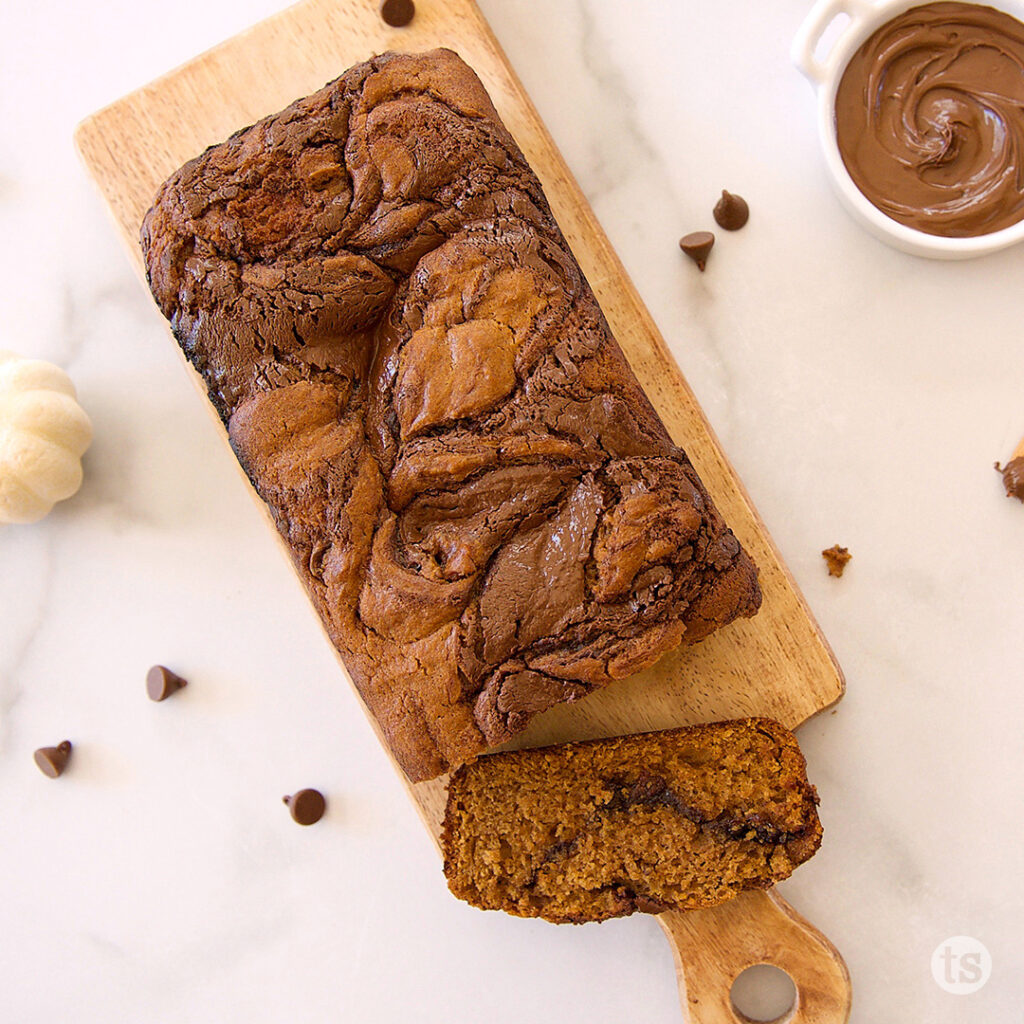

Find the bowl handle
[[791, 0, 874, 86]]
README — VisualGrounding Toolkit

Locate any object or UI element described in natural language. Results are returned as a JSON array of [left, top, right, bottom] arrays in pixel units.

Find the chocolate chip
[[633, 894, 672, 915], [380, 0, 415, 27], [146, 665, 187, 702], [629, 772, 668, 803], [713, 190, 749, 231], [995, 457, 1024, 502], [34, 741, 72, 778], [284, 788, 326, 825], [679, 231, 714, 271]]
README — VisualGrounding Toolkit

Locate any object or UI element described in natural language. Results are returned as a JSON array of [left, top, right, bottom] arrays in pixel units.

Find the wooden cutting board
[[75, 1, 851, 1020]]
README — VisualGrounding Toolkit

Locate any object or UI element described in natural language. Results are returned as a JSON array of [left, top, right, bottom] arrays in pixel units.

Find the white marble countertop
[[2, 1, 1022, 1020]]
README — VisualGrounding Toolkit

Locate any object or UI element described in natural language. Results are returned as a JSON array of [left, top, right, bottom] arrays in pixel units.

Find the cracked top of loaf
[[141, 48, 761, 782]]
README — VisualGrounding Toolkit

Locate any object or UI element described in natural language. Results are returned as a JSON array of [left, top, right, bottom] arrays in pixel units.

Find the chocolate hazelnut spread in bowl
[[793, 0, 1024, 257]]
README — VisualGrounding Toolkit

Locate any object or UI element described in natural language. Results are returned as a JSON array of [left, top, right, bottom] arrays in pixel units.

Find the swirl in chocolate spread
[[835, 2, 1024, 236]]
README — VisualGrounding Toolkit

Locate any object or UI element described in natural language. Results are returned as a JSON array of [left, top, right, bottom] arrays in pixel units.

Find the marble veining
[[1, 1, 1022, 1021]]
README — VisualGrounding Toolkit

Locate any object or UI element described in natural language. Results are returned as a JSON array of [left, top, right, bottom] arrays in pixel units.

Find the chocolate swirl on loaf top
[[141, 50, 761, 781]]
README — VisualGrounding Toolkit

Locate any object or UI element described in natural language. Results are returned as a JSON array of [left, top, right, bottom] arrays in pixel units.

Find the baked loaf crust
[[441, 718, 821, 923], [141, 49, 761, 782]]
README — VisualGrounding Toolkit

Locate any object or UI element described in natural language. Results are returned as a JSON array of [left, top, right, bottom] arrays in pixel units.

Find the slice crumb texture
[[442, 717, 822, 923]]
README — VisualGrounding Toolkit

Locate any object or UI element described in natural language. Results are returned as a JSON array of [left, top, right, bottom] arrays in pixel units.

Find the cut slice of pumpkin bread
[[441, 718, 821, 923]]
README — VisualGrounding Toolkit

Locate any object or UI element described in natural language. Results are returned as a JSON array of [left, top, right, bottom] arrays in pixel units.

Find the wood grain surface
[[75, 1, 849, 1020], [660, 890, 852, 1023]]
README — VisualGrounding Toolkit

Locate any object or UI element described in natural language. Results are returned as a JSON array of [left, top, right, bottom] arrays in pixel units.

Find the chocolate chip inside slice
[[713, 190, 749, 231], [633, 894, 673, 915], [284, 788, 327, 826], [380, 0, 415, 27], [34, 741, 72, 778], [146, 665, 187, 702], [679, 231, 715, 271]]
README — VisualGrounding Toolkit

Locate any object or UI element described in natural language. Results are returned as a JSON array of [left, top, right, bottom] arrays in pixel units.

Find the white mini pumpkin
[[0, 351, 92, 524]]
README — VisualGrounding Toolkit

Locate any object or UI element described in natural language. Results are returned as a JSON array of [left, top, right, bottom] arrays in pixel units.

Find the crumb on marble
[[822, 545, 851, 578]]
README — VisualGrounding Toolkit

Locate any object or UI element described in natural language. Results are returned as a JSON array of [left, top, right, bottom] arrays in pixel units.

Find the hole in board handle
[[729, 963, 797, 1023]]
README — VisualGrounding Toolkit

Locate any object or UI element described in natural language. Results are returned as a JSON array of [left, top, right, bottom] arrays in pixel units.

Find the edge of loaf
[[140, 48, 762, 782]]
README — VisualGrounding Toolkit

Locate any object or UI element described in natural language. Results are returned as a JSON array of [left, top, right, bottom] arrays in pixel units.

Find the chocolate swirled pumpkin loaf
[[442, 718, 821, 923], [140, 49, 761, 782]]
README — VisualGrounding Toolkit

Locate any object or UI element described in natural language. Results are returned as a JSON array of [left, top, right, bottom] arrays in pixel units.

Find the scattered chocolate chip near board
[[34, 741, 72, 778], [380, 0, 415, 27], [284, 788, 327, 826], [822, 545, 852, 578], [679, 230, 715, 271], [713, 190, 750, 231], [147, 665, 187, 702], [995, 458, 1024, 501], [995, 438, 1024, 502]]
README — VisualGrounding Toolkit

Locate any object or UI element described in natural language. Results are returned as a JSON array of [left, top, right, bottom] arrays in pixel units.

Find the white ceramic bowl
[[791, 0, 1024, 258]]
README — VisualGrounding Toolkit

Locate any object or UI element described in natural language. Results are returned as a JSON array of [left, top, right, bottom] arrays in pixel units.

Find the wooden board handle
[[659, 889, 851, 1023]]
